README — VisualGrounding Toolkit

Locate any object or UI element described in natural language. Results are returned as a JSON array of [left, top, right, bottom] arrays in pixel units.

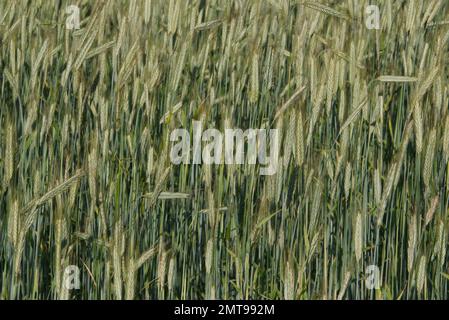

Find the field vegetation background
[[1, 0, 449, 299]]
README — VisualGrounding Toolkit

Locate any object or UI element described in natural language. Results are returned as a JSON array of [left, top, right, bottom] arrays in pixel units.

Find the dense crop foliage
[[1, 0, 449, 299]]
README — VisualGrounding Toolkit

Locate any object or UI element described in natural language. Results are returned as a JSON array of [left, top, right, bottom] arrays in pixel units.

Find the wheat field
[[1, 0, 449, 300]]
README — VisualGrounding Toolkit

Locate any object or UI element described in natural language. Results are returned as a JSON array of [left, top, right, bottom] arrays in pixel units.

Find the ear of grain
[[407, 214, 417, 273], [30, 40, 48, 89], [338, 97, 368, 137], [205, 238, 214, 275], [21, 170, 85, 232], [423, 129, 436, 188], [412, 107, 425, 152], [284, 259, 295, 300], [113, 224, 123, 300], [326, 58, 335, 115], [88, 138, 98, 203], [283, 111, 296, 166], [3, 120, 14, 187], [144, 0, 152, 24], [424, 196, 439, 227], [135, 246, 157, 271], [416, 256, 426, 295], [416, 67, 439, 101], [309, 183, 322, 232], [249, 54, 259, 103], [377, 75, 418, 82], [167, 0, 180, 34], [157, 242, 168, 295], [296, 109, 304, 167], [344, 162, 352, 199], [378, 163, 397, 225], [337, 272, 351, 300], [374, 169, 382, 205], [435, 221, 446, 267], [443, 115, 449, 162], [74, 29, 98, 71], [7, 199, 19, 247], [167, 256, 176, 293], [274, 86, 306, 121], [307, 84, 325, 146], [302, 2, 348, 20], [355, 213, 362, 263]]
